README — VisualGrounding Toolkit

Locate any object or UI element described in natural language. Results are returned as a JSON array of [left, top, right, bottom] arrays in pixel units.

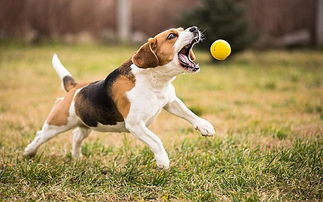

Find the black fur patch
[[75, 60, 134, 127]]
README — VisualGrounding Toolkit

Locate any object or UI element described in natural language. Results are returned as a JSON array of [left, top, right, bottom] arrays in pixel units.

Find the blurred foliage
[[180, 0, 254, 54]]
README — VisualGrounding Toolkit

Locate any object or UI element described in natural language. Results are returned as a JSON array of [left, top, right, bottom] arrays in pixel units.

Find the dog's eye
[[167, 33, 178, 40]]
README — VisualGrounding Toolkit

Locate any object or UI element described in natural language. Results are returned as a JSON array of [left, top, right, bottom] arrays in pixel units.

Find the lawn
[[0, 43, 322, 201]]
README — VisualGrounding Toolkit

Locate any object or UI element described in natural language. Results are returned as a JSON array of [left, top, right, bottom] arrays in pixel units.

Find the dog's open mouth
[[178, 38, 199, 72]]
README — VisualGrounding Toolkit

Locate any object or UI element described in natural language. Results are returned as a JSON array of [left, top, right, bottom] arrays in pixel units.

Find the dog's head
[[132, 26, 202, 74]]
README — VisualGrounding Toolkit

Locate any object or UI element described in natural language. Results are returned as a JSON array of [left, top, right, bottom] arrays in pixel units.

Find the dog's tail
[[52, 54, 77, 92]]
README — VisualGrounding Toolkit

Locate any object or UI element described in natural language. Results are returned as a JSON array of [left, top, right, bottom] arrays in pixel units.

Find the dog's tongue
[[179, 53, 195, 67]]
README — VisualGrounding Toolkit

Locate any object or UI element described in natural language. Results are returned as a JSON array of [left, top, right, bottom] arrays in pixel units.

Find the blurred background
[[1, 0, 322, 51]]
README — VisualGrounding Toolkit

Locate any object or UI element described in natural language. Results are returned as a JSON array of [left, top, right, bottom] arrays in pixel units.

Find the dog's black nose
[[189, 26, 198, 33]]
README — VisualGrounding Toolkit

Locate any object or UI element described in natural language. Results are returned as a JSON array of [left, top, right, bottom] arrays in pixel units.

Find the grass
[[0, 43, 322, 201]]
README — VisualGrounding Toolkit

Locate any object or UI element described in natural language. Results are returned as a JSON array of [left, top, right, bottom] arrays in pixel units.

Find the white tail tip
[[51, 54, 72, 79], [52, 54, 59, 66]]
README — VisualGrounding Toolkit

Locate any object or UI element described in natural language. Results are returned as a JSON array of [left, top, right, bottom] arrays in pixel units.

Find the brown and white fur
[[24, 26, 215, 169]]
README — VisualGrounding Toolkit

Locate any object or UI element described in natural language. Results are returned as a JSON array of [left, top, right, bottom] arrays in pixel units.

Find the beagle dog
[[24, 26, 215, 169]]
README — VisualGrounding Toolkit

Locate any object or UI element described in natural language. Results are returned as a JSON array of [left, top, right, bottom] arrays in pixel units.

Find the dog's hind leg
[[23, 122, 76, 157], [71, 127, 91, 159]]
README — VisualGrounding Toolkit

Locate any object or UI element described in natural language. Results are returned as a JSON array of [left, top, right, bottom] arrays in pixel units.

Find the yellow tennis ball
[[210, 39, 231, 60]]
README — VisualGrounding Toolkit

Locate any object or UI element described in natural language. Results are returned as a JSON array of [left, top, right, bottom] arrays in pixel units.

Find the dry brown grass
[[0, 44, 322, 200], [0, 46, 322, 152]]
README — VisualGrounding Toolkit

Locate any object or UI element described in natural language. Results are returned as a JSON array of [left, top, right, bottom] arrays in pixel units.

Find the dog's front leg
[[164, 97, 215, 136], [125, 121, 169, 169]]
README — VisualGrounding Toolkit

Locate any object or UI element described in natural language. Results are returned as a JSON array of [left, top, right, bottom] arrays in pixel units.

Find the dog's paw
[[155, 153, 170, 169], [72, 152, 83, 160], [23, 147, 36, 158], [193, 118, 215, 136]]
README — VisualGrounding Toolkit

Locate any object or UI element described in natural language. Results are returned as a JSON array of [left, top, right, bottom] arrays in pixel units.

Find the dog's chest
[[131, 85, 170, 109], [127, 76, 174, 123]]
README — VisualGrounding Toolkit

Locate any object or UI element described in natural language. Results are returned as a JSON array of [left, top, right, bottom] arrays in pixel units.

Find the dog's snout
[[189, 26, 198, 33], [188, 26, 200, 38]]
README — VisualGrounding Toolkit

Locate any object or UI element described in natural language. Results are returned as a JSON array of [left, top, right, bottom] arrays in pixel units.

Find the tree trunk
[[117, 0, 131, 42]]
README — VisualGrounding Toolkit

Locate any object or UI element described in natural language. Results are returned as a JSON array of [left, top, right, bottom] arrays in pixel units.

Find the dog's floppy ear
[[132, 38, 159, 68], [189, 49, 196, 61]]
